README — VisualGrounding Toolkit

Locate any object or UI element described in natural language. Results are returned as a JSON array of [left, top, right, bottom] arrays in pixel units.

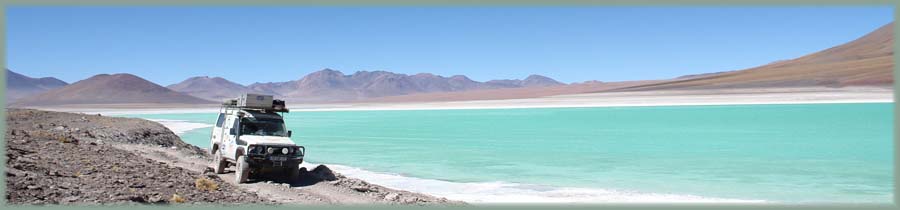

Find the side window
[[215, 113, 225, 128]]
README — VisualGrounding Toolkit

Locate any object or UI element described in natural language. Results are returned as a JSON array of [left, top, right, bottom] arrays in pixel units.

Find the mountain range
[[164, 70, 564, 102], [165, 76, 278, 102], [12, 73, 211, 106], [236, 70, 563, 102], [6, 69, 68, 103], [6, 22, 894, 106]]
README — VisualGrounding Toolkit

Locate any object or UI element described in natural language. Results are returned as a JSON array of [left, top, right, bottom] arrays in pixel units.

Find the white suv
[[209, 94, 304, 183]]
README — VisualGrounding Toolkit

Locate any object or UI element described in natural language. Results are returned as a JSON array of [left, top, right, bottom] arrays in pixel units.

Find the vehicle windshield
[[240, 117, 287, 137]]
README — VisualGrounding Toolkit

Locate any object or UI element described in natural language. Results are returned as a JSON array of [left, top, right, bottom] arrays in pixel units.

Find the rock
[[64, 196, 80, 202], [310, 165, 339, 181], [128, 195, 147, 203], [401, 196, 419, 203], [384, 193, 400, 201], [203, 167, 214, 173], [351, 185, 370, 192], [148, 195, 164, 203]]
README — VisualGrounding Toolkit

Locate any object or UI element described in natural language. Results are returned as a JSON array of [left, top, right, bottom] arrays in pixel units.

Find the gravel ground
[[5, 108, 462, 205], [5, 109, 273, 205]]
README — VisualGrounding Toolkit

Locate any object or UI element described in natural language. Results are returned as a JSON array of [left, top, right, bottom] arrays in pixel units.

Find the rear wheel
[[235, 155, 250, 183], [213, 150, 227, 174]]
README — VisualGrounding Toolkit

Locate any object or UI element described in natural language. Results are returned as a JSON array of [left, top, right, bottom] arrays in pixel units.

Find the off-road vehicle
[[210, 93, 305, 183]]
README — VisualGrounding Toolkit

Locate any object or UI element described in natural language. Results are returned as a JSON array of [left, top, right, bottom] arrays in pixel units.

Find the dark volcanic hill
[[167, 76, 278, 101], [13, 73, 214, 106], [6, 69, 68, 103], [246, 69, 564, 102], [621, 22, 894, 91]]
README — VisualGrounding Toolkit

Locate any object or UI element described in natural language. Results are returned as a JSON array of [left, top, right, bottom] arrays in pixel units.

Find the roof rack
[[222, 94, 289, 113]]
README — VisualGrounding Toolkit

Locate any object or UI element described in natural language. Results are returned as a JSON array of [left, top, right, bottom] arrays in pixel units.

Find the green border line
[[0, 1, 897, 210]]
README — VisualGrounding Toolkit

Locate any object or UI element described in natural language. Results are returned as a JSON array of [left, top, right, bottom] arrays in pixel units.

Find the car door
[[222, 116, 238, 159], [210, 112, 225, 148]]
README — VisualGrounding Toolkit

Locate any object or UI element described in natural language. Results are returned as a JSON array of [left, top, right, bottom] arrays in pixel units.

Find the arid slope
[[618, 22, 894, 91]]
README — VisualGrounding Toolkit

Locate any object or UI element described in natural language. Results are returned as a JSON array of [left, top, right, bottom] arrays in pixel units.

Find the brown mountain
[[6, 69, 68, 103], [246, 69, 564, 102], [620, 22, 894, 91], [167, 76, 278, 101], [13, 73, 213, 106]]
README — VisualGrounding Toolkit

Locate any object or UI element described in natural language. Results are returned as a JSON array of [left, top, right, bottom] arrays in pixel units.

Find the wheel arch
[[210, 143, 220, 154], [235, 146, 246, 160]]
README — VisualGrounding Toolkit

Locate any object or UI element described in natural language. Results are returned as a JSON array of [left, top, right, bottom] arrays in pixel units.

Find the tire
[[285, 164, 300, 181], [213, 150, 227, 174], [235, 155, 250, 183]]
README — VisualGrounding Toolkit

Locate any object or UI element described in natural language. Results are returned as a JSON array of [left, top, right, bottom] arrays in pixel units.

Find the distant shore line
[[36, 99, 892, 115]]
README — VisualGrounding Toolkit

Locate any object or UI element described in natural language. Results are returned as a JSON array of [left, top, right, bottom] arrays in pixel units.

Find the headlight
[[282, 148, 289, 154], [248, 145, 257, 153], [267, 147, 274, 154]]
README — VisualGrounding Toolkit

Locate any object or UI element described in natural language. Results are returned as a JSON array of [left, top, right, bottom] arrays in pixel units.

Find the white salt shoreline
[[144, 119, 213, 135], [48, 89, 893, 115]]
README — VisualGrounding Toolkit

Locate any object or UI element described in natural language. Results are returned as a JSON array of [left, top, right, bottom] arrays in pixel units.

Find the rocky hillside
[[4, 109, 462, 205], [5, 109, 269, 204], [12, 73, 214, 106], [6, 69, 68, 103]]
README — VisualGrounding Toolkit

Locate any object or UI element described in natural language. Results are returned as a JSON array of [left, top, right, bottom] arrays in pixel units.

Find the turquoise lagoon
[[119, 103, 893, 203]]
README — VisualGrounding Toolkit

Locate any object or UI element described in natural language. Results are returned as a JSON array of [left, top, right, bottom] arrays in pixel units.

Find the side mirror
[[287, 130, 292, 137], [230, 127, 237, 135]]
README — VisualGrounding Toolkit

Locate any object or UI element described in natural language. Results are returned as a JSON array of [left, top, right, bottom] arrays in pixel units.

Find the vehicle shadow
[[241, 165, 340, 187]]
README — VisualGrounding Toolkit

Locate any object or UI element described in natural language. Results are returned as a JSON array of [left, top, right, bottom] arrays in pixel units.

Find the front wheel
[[285, 164, 300, 181], [213, 150, 227, 174], [235, 155, 250, 183]]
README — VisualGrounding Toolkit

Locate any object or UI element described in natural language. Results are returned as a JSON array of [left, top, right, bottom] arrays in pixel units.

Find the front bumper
[[246, 145, 305, 168], [246, 155, 303, 168]]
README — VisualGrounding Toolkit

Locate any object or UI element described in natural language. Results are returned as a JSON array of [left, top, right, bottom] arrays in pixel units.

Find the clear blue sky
[[7, 6, 894, 85]]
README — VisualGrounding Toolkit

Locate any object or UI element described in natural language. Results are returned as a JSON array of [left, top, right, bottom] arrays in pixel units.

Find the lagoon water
[[121, 103, 893, 203]]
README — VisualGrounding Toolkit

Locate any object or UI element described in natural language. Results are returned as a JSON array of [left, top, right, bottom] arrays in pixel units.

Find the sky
[[6, 6, 894, 85]]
